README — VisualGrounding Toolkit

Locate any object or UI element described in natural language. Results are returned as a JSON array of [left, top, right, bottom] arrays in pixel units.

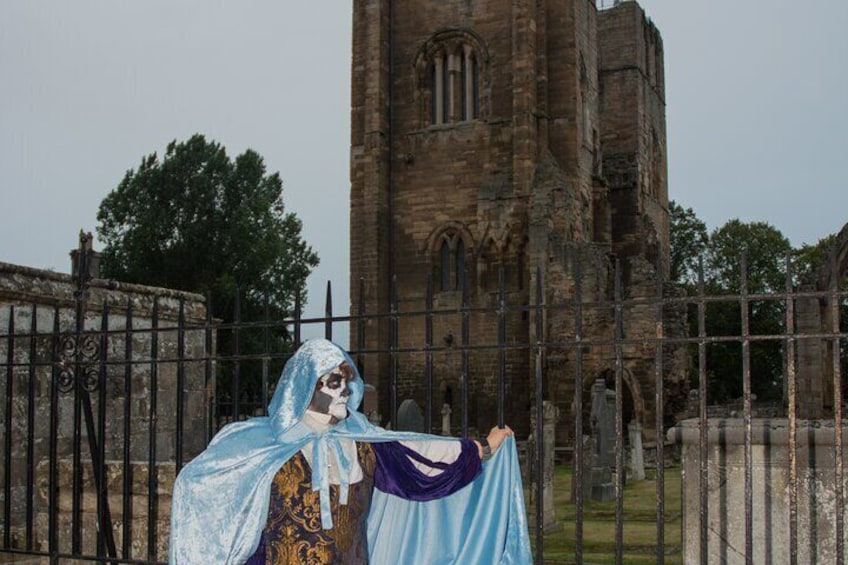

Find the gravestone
[[362, 383, 382, 426], [589, 379, 615, 501], [529, 400, 560, 532], [441, 403, 452, 435], [605, 388, 616, 463], [570, 434, 595, 503], [627, 420, 645, 481], [397, 398, 425, 432]]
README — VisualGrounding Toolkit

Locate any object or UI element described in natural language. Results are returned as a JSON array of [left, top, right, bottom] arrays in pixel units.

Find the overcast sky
[[1, 1, 846, 343]]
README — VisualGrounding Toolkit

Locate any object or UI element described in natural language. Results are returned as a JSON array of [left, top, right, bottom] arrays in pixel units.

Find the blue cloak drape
[[168, 339, 531, 564]]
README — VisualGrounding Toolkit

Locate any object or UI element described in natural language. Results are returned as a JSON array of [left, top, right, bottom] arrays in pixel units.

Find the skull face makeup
[[308, 362, 353, 422]]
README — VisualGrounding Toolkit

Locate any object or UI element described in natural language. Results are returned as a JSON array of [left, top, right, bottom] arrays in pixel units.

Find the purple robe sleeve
[[371, 438, 482, 501]]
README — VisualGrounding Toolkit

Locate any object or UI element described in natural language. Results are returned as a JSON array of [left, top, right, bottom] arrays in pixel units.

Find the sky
[[1, 1, 846, 344]]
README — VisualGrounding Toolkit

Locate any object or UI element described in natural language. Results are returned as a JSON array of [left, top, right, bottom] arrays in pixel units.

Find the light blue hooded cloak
[[168, 338, 531, 564]]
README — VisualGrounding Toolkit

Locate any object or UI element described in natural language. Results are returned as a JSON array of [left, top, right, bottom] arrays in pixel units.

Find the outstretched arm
[[473, 425, 515, 460], [371, 425, 516, 501]]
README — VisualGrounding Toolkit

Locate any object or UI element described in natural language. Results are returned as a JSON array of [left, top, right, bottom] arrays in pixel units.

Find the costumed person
[[169, 339, 531, 564]]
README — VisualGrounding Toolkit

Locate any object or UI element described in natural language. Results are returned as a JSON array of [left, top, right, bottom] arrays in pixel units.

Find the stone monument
[[396, 398, 425, 432], [627, 420, 646, 481], [589, 379, 615, 501], [441, 403, 452, 435], [528, 400, 560, 532]]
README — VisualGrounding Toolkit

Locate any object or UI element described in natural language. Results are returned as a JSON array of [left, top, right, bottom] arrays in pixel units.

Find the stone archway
[[796, 222, 848, 418]]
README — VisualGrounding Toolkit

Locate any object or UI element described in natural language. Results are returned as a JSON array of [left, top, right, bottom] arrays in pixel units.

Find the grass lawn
[[533, 466, 683, 564]]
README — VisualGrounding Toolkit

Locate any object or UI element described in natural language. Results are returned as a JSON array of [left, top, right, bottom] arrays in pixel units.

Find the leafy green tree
[[793, 234, 837, 284], [669, 200, 709, 285], [671, 207, 848, 406], [97, 134, 318, 319], [706, 220, 792, 294], [97, 135, 319, 417], [702, 220, 792, 403], [669, 210, 794, 403]]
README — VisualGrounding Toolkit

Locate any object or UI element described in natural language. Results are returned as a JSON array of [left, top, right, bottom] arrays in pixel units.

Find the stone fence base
[[670, 418, 848, 564]]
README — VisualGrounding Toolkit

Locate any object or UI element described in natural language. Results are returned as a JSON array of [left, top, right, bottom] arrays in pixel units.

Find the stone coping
[[0, 261, 205, 303], [668, 417, 848, 446]]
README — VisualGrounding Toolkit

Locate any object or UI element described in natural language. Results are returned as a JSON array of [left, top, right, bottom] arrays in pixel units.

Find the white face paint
[[311, 368, 351, 421]]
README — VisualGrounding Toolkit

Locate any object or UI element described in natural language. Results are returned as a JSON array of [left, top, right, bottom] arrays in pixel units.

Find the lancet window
[[435, 232, 470, 292], [417, 31, 487, 128]]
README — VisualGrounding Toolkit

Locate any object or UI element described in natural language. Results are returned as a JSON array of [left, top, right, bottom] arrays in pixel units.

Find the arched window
[[455, 239, 466, 290], [433, 230, 471, 292], [418, 31, 486, 127], [440, 240, 451, 291], [431, 53, 449, 126], [460, 48, 479, 121]]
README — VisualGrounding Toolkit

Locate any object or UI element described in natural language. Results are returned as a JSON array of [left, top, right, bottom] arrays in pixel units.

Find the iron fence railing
[[0, 255, 846, 564]]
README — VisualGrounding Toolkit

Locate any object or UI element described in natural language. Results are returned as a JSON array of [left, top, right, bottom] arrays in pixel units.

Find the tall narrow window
[[463, 45, 477, 121], [460, 54, 468, 121], [440, 240, 451, 291], [422, 37, 483, 126], [441, 54, 450, 124], [472, 56, 480, 118], [455, 239, 466, 290], [517, 251, 525, 290], [431, 64, 438, 125]]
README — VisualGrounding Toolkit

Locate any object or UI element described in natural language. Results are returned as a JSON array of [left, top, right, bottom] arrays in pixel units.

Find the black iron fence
[[1, 256, 846, 565]]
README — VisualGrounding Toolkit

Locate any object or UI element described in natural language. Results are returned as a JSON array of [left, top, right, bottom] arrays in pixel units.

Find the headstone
[[604, 388, 617, 465], [570, 434, 595, 503], [529, 400, 560, 532], [441, 403, 452, 435], [589, 379, 615, 501], [627, 420, 645, 481], [362, 383, 382, 426], [397, 398, 425, 432]]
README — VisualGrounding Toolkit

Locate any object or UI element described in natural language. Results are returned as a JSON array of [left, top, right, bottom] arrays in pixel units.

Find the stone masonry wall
[[0, 262, 209, 561]]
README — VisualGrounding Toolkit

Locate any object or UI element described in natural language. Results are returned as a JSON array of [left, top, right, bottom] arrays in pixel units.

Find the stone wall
[[0, 261, 209, 561]]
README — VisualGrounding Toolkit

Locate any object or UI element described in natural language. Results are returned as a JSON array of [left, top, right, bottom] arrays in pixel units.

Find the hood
[[268, 338, 363, 435]]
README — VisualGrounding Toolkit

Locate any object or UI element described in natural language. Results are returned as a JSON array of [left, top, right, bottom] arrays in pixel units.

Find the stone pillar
[[670, 418, 848, 564], [627, 420, 645, 481], [433, 54, 445, 125], [796, 292, 825, 418]]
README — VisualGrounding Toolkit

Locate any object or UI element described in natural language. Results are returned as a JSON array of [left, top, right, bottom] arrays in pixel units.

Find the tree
[[97, 135, 319, 414], [706, 220, 792, 294], [669, 209, 795, 403], [97, 134, 318, 320], [793, 234, 838, 284], [669, 200, 708, 285], [702, 220, 793, 403]]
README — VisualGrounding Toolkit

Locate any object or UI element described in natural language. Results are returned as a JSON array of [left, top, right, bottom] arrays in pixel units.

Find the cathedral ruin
[[349, 0, 687, 442]]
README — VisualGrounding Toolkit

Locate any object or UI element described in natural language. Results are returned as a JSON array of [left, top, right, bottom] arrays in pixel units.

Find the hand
[[486, 425, 514, 454]]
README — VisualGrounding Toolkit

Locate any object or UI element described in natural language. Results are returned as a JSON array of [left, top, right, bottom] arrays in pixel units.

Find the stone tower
[[350, 0, 684, 441]]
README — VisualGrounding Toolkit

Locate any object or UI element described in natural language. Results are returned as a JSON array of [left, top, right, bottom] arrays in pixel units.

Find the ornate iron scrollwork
[[56, 333, 101, 393]]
